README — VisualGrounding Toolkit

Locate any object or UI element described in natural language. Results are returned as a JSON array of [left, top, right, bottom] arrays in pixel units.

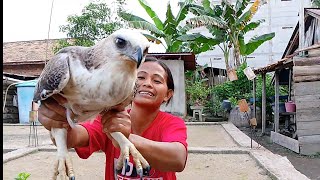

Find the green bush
[[185, 78, 210, 106], [212, 62, 275, 108], [212, 63, 252, 107], [185, 66, 211, 106]]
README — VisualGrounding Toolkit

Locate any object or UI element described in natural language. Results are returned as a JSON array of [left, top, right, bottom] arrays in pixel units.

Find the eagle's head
[[94, 29, 150, 69]]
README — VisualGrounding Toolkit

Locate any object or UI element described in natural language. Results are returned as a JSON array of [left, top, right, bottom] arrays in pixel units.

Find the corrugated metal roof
[[306, 8, 320, 19], [147, 52, 196, 70], [3, 72, 38, 78], [254, 43, 320, 74], [253, 57, 293, 74]]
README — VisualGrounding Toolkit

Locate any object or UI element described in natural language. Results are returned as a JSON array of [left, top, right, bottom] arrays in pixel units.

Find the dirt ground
[[3, 124, 272, 180], [177, 153, 271, 180], [3, 151, 272, 180], [239, 126, 320, 180]]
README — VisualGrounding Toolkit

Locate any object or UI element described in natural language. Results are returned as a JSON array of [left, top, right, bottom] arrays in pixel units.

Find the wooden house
[[253, 8, 320, 155], [3, 39, 58, 123]]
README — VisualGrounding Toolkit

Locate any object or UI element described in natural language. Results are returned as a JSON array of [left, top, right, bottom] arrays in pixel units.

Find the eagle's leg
[[50, 106, 76, 180], [51, 128, 75, 180], [110, 132, 150, 179]]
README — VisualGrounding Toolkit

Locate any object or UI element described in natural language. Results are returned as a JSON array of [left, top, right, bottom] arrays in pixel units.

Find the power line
[[45, 0, 55, 65]]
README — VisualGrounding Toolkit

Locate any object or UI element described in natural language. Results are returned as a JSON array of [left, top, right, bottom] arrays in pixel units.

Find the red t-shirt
[[75, 111, 188, 180]]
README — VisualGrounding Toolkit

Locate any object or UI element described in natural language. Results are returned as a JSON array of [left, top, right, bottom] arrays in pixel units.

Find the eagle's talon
[[116, 168, 122, 174], [124, 159, 130, 172], [137, 169, 143, 179], [143, 166, 151, 176]]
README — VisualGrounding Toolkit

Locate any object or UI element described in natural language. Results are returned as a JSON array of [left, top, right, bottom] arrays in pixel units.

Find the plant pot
[[285, 101, 296, 112], [243, 67, 256, 80], [227, 68, 238, 81], [221, 100, 231, 111]]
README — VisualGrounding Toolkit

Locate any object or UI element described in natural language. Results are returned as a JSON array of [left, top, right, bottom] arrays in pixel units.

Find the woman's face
[[134, 61, 173, 108]]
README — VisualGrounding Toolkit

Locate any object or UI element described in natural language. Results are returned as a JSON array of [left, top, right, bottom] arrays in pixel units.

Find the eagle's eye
[[115, 37, 127, 48]]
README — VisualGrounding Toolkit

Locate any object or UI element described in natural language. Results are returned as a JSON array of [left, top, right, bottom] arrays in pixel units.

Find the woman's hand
[[38, 94, 70, 131], [101, 109, 131, 148]]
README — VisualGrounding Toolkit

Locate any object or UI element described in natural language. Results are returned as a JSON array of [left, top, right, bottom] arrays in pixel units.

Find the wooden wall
[[293, 51, 320, 155], [3, 81, 19, 123]]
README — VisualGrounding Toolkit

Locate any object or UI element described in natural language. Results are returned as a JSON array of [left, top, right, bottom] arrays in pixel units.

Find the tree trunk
[[224, 49, 238, 81], [234, 45, 241, 68]]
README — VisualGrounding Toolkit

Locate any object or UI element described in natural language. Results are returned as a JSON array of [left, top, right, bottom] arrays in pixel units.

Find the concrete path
[[3, 122, 310, 180]]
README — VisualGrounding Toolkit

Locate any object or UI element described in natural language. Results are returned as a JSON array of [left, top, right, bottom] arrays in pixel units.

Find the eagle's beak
[[131, 48, 143, 68]]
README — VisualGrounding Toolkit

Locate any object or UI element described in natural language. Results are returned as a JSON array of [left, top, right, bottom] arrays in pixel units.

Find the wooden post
[[288, 68, 292, 101], [253, 77, 256, 118], [299, 0, 305, 56], [262, 73, 266, 134], [274, 70, 280, 133]]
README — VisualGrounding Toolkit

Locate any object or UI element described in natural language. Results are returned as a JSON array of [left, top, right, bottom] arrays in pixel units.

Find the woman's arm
[[66, 125, 89, 148], [129, 134, 187, 172]]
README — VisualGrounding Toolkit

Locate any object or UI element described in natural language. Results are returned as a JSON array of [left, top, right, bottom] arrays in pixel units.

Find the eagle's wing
[[33, 52, 70, 101]]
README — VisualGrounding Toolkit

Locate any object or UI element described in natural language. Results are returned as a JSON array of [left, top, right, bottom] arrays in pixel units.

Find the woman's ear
[[163, 89, 174, 103]]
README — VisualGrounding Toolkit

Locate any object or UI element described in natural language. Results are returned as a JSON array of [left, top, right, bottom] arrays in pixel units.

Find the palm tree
[[119, 0, 219, 54], [186, 0, 275, 74]]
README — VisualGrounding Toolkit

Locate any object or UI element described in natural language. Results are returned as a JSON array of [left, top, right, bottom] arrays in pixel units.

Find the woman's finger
[[42, 98, 67, 118], [38, 110, 69, 130], [51, 94, 68, 105]]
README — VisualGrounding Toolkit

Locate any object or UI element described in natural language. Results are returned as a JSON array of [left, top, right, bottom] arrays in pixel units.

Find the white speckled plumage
[[34, 29, 150, 180]]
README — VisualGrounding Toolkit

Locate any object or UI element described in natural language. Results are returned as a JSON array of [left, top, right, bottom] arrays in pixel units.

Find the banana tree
[[119, 0, 219, 54], [186, 0, 275, 73]]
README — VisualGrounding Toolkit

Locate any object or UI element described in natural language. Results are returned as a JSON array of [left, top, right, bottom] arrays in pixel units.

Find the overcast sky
[[3, 0, 180, 52]]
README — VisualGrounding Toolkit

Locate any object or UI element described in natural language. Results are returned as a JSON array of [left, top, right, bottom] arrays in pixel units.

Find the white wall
[[160, 60, 186, 117], [194, 0, 311, 69]]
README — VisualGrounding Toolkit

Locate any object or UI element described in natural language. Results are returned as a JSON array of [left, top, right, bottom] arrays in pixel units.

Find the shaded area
[[240, 127, 320, 180]]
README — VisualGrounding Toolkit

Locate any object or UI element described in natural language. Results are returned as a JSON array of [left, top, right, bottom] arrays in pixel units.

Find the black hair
[[144, 56, 174, 105]]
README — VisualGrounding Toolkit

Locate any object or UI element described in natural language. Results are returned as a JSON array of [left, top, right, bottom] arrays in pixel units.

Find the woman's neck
[[130, 105, 160, 135]]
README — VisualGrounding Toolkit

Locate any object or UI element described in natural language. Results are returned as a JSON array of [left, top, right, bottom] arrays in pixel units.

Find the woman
[[38, 57, 188, 179]]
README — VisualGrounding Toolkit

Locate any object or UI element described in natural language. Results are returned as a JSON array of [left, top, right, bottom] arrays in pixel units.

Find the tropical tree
[[186, 0, 275, 73], [119, 0, 219, 54], [53, 0, 127, 53], [312, 0, 320, 7]]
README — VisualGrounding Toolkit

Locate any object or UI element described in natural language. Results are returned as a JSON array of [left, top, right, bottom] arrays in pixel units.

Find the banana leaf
[[188, 15, 227, 29], [177, 33, 221, 46], [235, 0, 250, 17], [175, 3, 190, 24], [119, 12, 148, 22], [163, 2, 177, 35], [202, 0, 214, 14], [138, 0, 164, 30], [188, 6, 206, 16], [242, 32, 275, 55], [128, 21, 165, 38], [142, 33, 162, 44], [241, 20, 264, 33]]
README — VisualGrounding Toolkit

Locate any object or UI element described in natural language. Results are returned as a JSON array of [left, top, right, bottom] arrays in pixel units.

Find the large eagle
[[33, 29, 150, 180]]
